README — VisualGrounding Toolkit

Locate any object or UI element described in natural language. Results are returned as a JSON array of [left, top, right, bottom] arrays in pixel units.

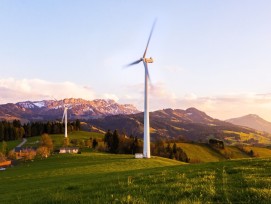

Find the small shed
[[135, 153, 144, 159], [59, 147, 79, 154]]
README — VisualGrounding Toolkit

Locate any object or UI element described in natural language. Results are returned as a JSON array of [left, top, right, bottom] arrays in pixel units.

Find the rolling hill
[[1, 98, 271, 145], [1, 151, 271, 203], [226, 114, 271, 134], [88, 108, 271, 145]]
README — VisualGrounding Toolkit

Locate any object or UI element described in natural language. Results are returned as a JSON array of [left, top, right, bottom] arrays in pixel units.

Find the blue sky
[[1, 0, 271, 120]]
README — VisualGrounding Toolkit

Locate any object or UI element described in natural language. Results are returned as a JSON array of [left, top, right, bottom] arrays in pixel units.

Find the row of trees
[[104, 130, 142, 154], [152, 140, 190, 162], [0, 119, 81, 142], [103, 129, 190, 162]]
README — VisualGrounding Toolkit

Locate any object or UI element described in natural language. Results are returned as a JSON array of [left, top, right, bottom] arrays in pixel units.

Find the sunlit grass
[[223, 130, 271, 144], [0, 151, 271, 203], [22, 131, 104, 149], [176, 143, 225, 162]]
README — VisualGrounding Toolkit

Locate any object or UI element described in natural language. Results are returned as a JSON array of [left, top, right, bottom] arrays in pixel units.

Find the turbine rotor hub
[[143, 57, 154, 63]]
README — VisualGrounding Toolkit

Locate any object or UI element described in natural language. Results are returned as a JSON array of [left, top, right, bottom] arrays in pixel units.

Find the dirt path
[[16, 138, 27, 148]]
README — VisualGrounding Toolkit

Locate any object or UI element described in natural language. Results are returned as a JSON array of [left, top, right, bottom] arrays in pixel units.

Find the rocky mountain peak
[[0, 98, 139, 122]]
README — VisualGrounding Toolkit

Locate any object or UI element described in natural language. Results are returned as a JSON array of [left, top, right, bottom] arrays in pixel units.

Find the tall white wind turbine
[[126, 20, 156, 158], [62, 104, 68, 138]]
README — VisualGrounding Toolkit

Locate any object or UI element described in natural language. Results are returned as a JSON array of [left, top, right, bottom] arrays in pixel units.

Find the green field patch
[[249, 146, 271, 157], [176, 143, 225, 163], [1, 151, 271, 203]]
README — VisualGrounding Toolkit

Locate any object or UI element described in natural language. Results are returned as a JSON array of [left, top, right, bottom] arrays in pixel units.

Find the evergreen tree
[[104, 129, 113, 151], [92, 138, 98, 149], [173, 143, 177, 154], [166, 142, 171, 153], [13, 119, 21, 128], [131, 136, 139, 154], [111, 130, 119, 153], [75, 119, 80, 131]]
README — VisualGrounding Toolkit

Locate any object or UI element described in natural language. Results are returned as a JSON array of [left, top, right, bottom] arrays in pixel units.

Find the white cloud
[[175, 93, 271, 121], [0, 78, 96, 104], [121, 82, 271, 121], [1, 78, 271, 121], [102, 93, 119, 102]]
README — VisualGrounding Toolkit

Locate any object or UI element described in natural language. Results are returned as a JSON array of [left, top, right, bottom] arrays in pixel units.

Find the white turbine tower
[[62, 104, 68, 138], [126, 20, 156, 158]]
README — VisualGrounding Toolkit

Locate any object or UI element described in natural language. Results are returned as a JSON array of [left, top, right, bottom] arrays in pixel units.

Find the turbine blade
[[62, 110, 65, 123], [143, 19, 157, 58], [125, 59, 142, 67], [143, 62, 151, 83]]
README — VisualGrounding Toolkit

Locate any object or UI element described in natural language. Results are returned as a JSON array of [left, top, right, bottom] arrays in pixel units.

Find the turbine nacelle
[[143, 57, 154, 63]]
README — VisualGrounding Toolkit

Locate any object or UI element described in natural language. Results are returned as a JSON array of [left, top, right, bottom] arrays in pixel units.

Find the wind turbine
[[53, 97, 68, 138], [62, 102, 68, 138], [126, 20, 156, 158]]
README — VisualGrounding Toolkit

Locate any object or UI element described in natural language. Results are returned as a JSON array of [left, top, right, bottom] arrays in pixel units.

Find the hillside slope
[[1, 152, 271, 203], [89, 108, 271, 144], [227, 114, 271, 134]]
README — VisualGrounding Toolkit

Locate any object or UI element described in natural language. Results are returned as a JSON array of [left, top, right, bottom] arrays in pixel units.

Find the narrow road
[[16, 138, 27, 148]]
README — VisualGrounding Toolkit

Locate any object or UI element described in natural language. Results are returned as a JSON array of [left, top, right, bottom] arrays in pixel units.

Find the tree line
[[103, 129, 190, 163], [0, 119, 81, 142]]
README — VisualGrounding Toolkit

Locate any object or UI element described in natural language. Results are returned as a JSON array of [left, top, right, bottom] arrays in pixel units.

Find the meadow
[[1, 151, 271, 203], [22, 131, 104, 149]]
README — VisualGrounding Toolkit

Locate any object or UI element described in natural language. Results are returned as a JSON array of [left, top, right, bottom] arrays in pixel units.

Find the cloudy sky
[[1, 0, 271, 121]]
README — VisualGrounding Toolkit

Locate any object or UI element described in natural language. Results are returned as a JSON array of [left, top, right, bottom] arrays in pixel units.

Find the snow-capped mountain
[[0, 98, 139, 121]]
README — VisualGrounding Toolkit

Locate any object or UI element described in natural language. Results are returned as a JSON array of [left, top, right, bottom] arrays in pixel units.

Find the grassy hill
[[176, 142, 271, 163], [1, 152, 271, 203], [176, 143, 226, 163], [22, 131, 104, 149], [89, 108, 271, 145]]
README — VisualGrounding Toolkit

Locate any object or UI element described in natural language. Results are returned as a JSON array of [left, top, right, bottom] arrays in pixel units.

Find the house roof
[[59, 147, 79, 150]]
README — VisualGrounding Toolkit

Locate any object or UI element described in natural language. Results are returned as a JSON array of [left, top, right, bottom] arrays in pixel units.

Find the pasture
[[1, 152, 271, 203], [22, 131, 104, 149]]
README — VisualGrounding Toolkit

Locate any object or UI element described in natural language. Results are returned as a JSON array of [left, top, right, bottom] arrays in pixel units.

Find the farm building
[[135, 153, 144, 159], [59, 147, 79, 154], [14, 147, 36, 159]]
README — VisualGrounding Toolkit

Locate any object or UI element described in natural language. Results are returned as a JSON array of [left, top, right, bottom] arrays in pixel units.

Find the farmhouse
[[14, 147, 36, 158], [59, 147, 79, 154]]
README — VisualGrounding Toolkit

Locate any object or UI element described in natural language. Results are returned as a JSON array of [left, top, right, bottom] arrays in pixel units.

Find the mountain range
[[1, 98, 271, 145], [226, 114, 271, 134], [88, 108, 271, 144], [0, 98, 139, 122]]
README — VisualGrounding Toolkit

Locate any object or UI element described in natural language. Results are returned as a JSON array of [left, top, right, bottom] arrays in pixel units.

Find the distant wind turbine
[[62, 106, 68, 138], [125, 20, 157, 158], [61, 100, 69, 138], [53, 97, 69, 138]]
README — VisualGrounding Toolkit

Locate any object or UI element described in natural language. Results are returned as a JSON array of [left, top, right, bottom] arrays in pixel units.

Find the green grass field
[[176, 143, 225, 163], [1, 131, 271, 203], [1, 152, 271, 203], [177, 142, 271, 162], [22, 131, 104, 149], [0, 140, 22, 152]]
